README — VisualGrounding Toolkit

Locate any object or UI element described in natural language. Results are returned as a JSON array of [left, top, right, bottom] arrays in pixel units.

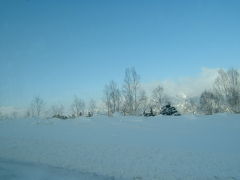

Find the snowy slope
[[0, 114, 240, 180]]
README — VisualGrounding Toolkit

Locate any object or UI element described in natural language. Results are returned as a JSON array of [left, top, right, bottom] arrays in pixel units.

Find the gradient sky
[[0, 0, 240, 108]]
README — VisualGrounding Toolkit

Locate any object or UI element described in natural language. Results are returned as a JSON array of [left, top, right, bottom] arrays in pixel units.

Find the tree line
[[27, 67, 240, 118], [199, 68, 240, 114]]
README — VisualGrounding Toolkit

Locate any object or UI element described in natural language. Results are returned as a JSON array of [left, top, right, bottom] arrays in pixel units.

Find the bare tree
[[30, 96, 45, 117], [137, 89, 148, 114], [71, 96, 85, 117], [151, 85, 166, 113], [109, 81, 121, 113], [11, 111, 18, 119], [132, 68, 140, 112], [181, 97, 198, 114], [103, 81, 121, 115], [51, 104, 64, 116], [123, 68, 134, 114], [199, 90, 221, 115], [103, 84, 111, 116], [89, 99, 96, 115], [214, 68, 240, 113], [122, 67, 140, 115], [26, 110, 31, 118]]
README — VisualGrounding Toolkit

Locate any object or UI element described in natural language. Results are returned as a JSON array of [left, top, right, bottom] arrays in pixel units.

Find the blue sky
[[0, 0, 240, 108]]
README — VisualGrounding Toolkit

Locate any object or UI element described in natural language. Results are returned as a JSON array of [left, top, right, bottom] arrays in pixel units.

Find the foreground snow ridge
[[0, 114, 240, 180]]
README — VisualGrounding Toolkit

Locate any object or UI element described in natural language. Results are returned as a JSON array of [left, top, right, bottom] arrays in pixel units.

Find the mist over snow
[[0, 106, 26, 118], [143, 67, 220, 99]]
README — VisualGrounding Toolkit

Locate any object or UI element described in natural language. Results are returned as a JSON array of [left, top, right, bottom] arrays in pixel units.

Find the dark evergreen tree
[[160, 103, 180, 116]]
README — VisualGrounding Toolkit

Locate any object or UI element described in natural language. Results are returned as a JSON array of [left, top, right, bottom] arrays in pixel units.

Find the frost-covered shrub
[[143, 107, 155, 116]]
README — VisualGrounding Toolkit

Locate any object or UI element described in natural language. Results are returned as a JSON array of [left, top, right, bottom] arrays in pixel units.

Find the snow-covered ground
[[0, 114, 240, 180], [0, 158, 116, 180]]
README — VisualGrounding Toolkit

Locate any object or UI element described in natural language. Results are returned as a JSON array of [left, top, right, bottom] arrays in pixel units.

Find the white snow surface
[[0, 114, 240, 180]]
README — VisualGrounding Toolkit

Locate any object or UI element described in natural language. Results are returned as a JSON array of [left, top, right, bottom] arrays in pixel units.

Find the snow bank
[[0, 114, 240, 180]]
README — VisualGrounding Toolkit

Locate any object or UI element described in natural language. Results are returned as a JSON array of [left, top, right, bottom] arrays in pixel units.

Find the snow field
[[0, 114, 240, 180]]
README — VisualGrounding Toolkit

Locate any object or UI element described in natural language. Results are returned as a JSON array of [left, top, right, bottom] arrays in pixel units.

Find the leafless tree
[[11, 111, 18, 119], [214, 68, 240, 113], [151, 85, 166, 113], [123, 68, 134, 114], [51, 104, 64, 116], [137, 89, 148, 114], [132, 68, 140, 112], [26, 110, 31, 118], [109, 81, 121, 112], [103, 81, 121, 115], [71, 96, 85, 117], [181, 97, 198, 114], [0, 111, 4, 120], [30, 96, 45, 117], [88, 99, 96, 115], [122, 67, 140, 115], [199, 90, 221, 115], [103, 84, 111, 116]]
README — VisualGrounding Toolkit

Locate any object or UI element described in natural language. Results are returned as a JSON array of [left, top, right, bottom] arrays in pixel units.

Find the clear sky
[[0, 0, 240, 108]]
